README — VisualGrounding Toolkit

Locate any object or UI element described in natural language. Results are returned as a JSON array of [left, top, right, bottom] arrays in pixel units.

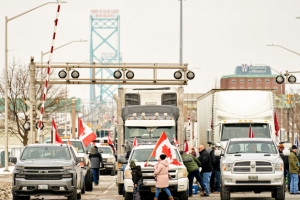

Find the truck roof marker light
[[133, 113, 137, 119], [155, 112, 159, 117], [239, 120, 242, 122], [170, 117, 173, 120]]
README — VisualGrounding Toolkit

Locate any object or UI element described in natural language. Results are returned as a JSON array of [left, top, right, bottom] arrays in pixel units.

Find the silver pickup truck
[[9, 144, 85, 200], [216, 138, 286, 200]]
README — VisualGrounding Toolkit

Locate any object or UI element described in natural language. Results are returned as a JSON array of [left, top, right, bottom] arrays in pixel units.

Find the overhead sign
[[90, 9, 119, 18], [235, 65, 272, 75]]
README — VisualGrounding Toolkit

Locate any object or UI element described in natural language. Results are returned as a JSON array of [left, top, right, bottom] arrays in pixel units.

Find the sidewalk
[[0, 166, 13, 183]]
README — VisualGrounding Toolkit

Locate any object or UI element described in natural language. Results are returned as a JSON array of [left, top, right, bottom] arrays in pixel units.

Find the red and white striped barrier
[[36, 0, 62, 142]]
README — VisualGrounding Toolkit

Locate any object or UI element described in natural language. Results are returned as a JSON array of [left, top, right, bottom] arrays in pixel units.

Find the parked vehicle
[[9, 143, 85, 200], [96, 144, 116, 176]]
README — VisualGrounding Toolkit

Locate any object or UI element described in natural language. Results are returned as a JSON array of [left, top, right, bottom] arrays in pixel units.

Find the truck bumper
[[12, 178, 75, 196], [124, 177, 188, 193], [222, 171, 284, 187]]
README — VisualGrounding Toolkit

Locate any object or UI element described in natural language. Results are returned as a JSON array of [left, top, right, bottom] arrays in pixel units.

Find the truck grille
[[24, 167, 63, 170], [25, 174, 62, 180], [233, 161, 273, 173]]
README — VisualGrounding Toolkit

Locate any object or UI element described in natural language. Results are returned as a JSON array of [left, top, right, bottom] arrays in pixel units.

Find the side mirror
[[85, 149, 89, 154], [282, 149, 290, 156], [9, 157, 17, 164], [76, 157, 84, 163], [118, 157, 128, 164], [183, 157, 192, 163], [215, 142, 221, 148], [279, 128, 286, 143], [214, 150, 223, 156], [207, 129, 212, 145]]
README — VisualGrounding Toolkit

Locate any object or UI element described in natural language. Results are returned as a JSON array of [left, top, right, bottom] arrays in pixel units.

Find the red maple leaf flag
[[184, 140, 189, 153], [52, 119, 63, 144], [133, 137, 139, 147], [78, 118, 97, 147], [149, 131, 181, 166], [107, 132, 116, 154], [274, 112, 280, 137], [248, 124, 254, 138]]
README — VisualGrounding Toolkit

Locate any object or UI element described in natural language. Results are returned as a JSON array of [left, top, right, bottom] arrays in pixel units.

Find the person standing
[[180, 151, 205, 197], [153, 154, 174, 200], [130, 160, 143, 200], [278, 143, 290, 191], [89, 146, 102, 186], [288, 145, 299, 194], [198, 144, 213, 197], [191, 148, 197, 157], [210, 146, 221, 193]]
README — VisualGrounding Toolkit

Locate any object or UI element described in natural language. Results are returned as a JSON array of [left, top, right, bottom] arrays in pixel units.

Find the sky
[[2, 0, 300, 102]]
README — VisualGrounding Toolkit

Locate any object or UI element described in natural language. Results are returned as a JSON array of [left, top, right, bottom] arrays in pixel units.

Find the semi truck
[[113, 87, 185, 196], [197, 89, 280, 149]]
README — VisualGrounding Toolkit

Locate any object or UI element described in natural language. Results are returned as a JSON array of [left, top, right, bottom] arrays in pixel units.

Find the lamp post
[[4, 1, 63, 172]]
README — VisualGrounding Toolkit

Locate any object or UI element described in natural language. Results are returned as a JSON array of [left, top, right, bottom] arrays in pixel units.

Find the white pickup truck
[[118, 145, 190, 200], [216, 138, 286, 200]]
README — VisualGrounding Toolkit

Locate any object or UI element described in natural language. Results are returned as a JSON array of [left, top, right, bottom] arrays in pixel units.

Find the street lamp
[[4, 1, 66, 172], [41, 39, 88, 65]]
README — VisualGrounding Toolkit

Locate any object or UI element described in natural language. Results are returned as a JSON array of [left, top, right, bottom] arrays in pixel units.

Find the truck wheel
[[221, 182, 230, 200], [81, 179, 86, 194], [124, 192, 133, 200], [111, 167, 116, 176], [68, 190, 78, 200], [118, 184, 124, 195], [275, 185, 285, 200], [85, 168, 93, 191], [178, 190, 188, 200], [13, 194, 30, 200]]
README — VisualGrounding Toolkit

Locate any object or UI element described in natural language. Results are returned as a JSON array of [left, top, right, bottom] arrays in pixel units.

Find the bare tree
[[0, 58, 69, 145]]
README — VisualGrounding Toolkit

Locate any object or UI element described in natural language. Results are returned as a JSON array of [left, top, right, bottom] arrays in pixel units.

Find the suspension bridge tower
[[89, 9, 121, 103]]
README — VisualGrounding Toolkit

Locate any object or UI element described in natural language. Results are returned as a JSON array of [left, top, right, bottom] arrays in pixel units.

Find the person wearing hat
[[153, 154, 174, 200], [180, 150, 205, 197], [130, 160, 143, 200], [288, 145, 300, 194]]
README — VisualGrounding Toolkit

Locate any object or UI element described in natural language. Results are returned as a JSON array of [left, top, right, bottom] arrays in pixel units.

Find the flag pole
[[144, 131, 165, 167]]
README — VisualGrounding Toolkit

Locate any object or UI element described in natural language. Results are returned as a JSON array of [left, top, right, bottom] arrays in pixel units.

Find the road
[[5, 174, 299, 200]]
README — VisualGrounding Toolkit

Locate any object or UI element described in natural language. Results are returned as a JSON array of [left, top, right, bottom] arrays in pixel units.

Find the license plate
[[38, 185, 48, 190], [248, 176, 258, 180], [151, 187, 160, 193]]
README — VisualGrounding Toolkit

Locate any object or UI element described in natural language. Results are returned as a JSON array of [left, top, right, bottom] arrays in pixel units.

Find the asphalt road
[[4, 174, 300, 200]]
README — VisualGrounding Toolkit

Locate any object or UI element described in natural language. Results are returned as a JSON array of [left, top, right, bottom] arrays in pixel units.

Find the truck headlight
[[63, 165, 75, 171], [274, 163, 283, 171], [222, 163, 232, 171], [124, 169, 132, 179], [15, 166, 24, 170], [178, 168, 187, 178]]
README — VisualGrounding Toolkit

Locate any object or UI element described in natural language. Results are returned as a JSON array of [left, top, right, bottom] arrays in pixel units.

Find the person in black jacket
[[130, 160, 143, 200], [278, 143, 290, 191], [198, 144, 213, 197], [89, 146, 102, 186], [209, 147, 221, 193]]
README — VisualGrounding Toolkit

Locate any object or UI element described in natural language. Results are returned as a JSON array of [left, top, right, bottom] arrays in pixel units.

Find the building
[[220, 65, 285, 96]]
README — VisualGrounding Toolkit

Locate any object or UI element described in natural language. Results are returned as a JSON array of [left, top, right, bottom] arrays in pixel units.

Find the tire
[[220, 181, 230, 200], [13, 194, 30, 200], [85, 168, 93, 191], [111, 167, 115, 176], [178, 190, 188, 200], [68, 190, 77, 200], [124, 192, 133, 200], [271, 191, 276, 199], [77, 192, 82, 200], [275, 185, 285, 200], [118, 184, 124, 195], [81, 180, 86, 194]]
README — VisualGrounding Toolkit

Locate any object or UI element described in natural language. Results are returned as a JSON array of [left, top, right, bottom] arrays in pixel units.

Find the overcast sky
[[2, 0, 300, 101]]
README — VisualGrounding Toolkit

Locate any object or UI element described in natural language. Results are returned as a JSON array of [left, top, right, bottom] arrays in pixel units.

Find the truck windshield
[[130, 148, 182, 163], [62, 141, 84, 153], [21, 146, 71, 160], [227, 140, 277, 154], [221, 123, 270, 141], [125, 126, 175, 140]]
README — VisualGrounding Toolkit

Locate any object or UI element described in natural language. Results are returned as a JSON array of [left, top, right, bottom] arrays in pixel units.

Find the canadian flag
[[248, 124, 255, 138], [108, 132, 116, 154], [148, 131, 181, 166], [52, 119, 63, 144], [78, 118, 97, 147], [133, 137, 139, 147], [184, 139, 189, 153], [274, 112, 280, 137], [173, 137, 179, 147]]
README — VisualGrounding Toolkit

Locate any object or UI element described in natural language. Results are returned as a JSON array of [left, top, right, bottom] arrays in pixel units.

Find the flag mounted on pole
[[78, 118, 97, 147], [184, 140, 189, 153], [133, 137, 139, 147], [274, 112, 280, 137], [52, 119, 63, 144], [248, 124, 254, 138], [145, 131, 181, 167]]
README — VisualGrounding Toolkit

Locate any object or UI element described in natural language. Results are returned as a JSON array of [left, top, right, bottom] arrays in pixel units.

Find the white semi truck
[[197, 89, 280, 149], [113, 87, 186, 196]]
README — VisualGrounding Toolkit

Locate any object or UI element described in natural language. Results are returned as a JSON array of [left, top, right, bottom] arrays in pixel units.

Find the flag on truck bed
[[149, 131, 181, 166]]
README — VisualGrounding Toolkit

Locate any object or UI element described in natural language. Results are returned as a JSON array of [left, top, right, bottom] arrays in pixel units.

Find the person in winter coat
[[180, 151, 205, 197], [153, 154, 174, 200], [210, 147, 221, 193], [198, 144, 213, 197], [130, 160, 143, 200], [278, 143, 290, 191], [89, 146, 102, 186], [288, 145, 299, 194]]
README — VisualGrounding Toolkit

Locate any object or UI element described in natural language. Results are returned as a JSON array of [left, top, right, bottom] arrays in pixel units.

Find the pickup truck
[[96, 144, 116, 176], [118, 145, 190, 200], [9, 143, 85, 200], [216, 138, 286, 200]]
